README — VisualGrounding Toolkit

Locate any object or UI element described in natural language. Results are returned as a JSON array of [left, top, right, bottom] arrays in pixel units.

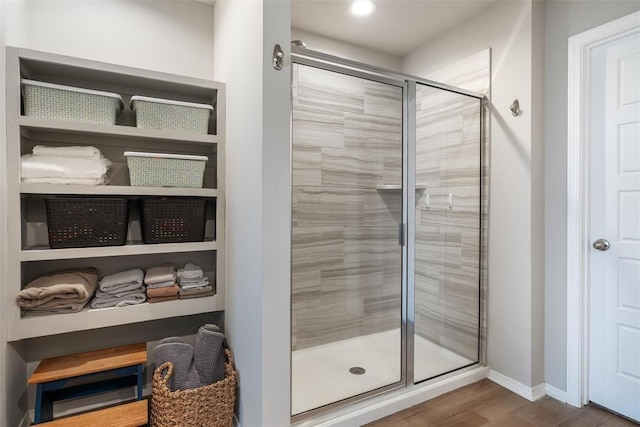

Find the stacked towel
[[21, 145, 112, 185], [90, 269, 146, 309], [145, 266, 178, 303], [177, 263, 213, 299], [154, 324, 227, 391], [17, 269, 98, 316]]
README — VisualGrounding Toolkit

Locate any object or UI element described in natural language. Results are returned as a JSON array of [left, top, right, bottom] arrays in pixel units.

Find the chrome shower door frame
[[290, 48, 487, 423]]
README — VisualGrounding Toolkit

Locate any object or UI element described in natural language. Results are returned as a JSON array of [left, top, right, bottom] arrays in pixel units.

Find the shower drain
[[349, 367, 366, 375]]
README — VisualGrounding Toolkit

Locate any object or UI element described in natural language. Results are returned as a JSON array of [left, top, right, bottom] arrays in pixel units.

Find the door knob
[[592, 239, 610, 251]]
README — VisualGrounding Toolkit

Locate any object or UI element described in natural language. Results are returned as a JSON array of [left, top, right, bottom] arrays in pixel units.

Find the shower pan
[[290, 50, 486, 421]]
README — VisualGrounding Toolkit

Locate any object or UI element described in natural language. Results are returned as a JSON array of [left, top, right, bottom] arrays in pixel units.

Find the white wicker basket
[[130, 96, 213, 135], [124, 152, 208, 188], [21, 79, 123, 125]]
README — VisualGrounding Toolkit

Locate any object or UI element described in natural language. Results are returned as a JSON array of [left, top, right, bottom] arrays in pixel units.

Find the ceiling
[[291, 0, 501, 57]]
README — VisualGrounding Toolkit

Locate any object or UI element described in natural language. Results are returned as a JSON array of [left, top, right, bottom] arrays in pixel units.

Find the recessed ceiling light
[[349, 0, 376, 16]]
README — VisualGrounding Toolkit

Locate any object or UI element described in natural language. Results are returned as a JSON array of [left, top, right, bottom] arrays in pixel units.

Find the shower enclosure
[[291, 51, 485, 419]]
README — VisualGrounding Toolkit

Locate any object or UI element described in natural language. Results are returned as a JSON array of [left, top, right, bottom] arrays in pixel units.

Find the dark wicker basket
[[151, 348, 237, 427], [140, 198, 207, 244], [45, 198, 129, 249]]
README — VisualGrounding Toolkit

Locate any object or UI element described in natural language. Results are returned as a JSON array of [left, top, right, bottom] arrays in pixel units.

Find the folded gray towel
[[95, 285, 145, 299], [145, 266, 177, 285], [98, 281, 145, 296], [154, 342, 201, 391], [194, 327, 226, 385], [89, 292, 146, 309], [159, 337, 184, 345], [99, 269, 143, 292]]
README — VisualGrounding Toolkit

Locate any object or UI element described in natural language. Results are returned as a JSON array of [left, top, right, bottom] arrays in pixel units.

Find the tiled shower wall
[[414, 87, 481, 361], [413, 51, 489, 362], [291, 64, 403, 350]]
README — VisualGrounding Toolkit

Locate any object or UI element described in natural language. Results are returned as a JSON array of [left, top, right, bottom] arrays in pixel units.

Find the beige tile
[[292, 105, 345, 149], [297, 64, 365, 114], [293, 145, 322, 186], [344, 112, 402, 155], [321, 147, 383, 188], [364, 80, 403, 120]]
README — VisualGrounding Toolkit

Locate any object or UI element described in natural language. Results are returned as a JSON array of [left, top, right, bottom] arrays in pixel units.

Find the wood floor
[[365, 379, 638, 427]]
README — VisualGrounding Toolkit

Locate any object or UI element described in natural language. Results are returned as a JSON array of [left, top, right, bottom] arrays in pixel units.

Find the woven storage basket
[[45, 198, 129, 248], [140, 198, 207, 244], [131, 96, 213, 134], [22, 79, 123, 125], [124, 151, 207, 188], [151, 348, 236, 427]]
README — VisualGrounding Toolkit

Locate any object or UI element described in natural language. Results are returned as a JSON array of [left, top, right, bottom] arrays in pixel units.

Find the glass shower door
[[413, 84, 481, 382], [291, 63, 404, 416]]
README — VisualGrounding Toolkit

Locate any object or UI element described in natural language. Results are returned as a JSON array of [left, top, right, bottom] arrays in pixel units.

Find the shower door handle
[[399, 223, 407, 246]]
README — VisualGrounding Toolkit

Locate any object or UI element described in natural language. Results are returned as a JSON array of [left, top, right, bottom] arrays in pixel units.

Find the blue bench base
[[34, 364, 144, 424]]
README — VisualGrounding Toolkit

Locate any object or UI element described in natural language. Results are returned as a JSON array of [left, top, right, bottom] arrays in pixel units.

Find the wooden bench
[[35, 400, 148, 427], [29, 343, 147, 425]]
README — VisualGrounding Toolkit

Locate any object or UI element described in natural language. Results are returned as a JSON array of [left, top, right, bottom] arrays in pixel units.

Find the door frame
[[566, 9, 640, 408]]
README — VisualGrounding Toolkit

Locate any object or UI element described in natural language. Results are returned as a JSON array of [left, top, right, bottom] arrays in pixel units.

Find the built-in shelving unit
[[5, 47, 226, 341]]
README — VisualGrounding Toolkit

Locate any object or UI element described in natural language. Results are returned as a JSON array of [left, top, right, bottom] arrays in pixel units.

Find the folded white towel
[[180, 282, 209, 291], [32, 145, 102, 159], [145, 266, 177, 285], [178, 263, 204, 280], [146, 280, 176, 289], [21, 177, 108, 185], [21, 155, 111, 180]]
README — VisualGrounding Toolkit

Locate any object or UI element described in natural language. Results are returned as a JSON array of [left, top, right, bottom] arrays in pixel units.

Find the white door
[[589, 30, 640, 422]]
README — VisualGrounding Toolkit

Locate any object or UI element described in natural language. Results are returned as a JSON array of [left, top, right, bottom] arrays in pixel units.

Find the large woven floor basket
[[151, 348, 237, 427]]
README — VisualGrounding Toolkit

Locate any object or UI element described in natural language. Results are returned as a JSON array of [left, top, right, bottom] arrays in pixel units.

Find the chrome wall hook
[[273, 44, 284, 71], [510, 99, 521, 116]]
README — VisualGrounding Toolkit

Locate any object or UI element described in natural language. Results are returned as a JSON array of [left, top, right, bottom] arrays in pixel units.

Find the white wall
[[262, 0, 292, 425], [530, 0, 546, 389], [291, 28, 402, 71], [3, 0, 214, 80], [214, 1, 292, 425], [403, 0, 546, 388], [213, 1, 264, 425], [0, 1, 8, 424], [544, 0, 640, 392]]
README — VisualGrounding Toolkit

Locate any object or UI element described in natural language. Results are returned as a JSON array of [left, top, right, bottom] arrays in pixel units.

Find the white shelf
[[20, 183, 219, 197], [18, 294, 221, 339], [19, 116, 219, 146], [21, 241, 218, 261]]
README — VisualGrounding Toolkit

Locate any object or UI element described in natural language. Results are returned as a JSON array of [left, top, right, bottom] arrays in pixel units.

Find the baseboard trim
[[307, 366, 489, 427], [545, 383, 567, 403], [488, 370, 545, 402]]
